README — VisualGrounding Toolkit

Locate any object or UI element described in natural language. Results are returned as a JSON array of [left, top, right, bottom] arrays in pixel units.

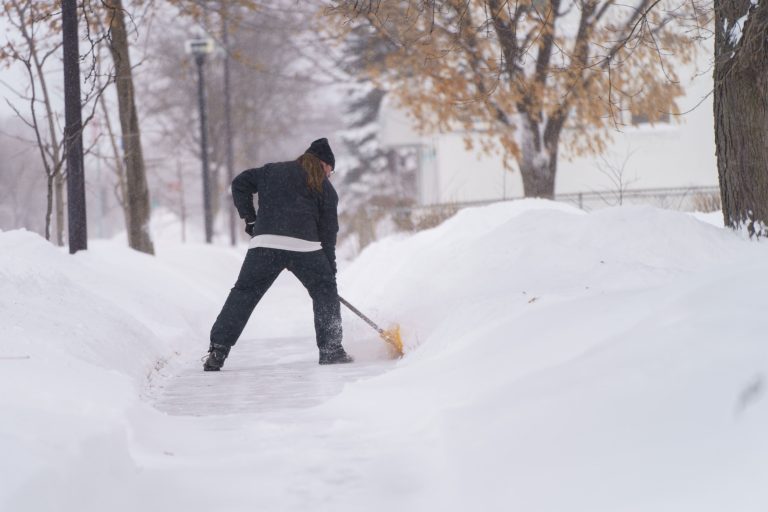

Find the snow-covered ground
[[1, 200, 767, 512]]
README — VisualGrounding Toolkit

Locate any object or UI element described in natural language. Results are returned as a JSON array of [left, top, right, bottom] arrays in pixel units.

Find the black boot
[[319, 348, 354, 365], [203, 343, 231, 371]]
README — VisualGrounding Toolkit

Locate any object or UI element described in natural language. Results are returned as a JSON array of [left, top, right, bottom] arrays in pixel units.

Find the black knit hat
[[306, 138, 335, 170]]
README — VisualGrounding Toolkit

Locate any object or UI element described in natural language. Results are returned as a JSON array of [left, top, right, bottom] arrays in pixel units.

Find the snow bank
[[341, 200, 739, 356], [0, 229, 243, 508], [0, 230, 237, 381], [331, 200, 768, 510], [2, 199, 767, 512]]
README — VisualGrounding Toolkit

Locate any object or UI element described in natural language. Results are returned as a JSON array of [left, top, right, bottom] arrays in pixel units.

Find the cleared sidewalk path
[[153, 336, 393, 417]]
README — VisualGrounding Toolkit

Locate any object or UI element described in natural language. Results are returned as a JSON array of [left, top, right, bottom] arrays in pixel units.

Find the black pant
[[210, 247, 343, 355]]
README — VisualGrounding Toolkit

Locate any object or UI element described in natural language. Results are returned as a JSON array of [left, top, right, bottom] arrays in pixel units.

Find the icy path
[[122, 336, 402, 512], [153, 336, 393, 417], [126, 273, 406, 511]]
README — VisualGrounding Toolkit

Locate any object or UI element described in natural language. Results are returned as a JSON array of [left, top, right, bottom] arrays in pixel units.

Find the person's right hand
[[244, 220, 256, 237]]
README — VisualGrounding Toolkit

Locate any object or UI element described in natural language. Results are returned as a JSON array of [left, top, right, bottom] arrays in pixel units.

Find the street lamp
[[185, 36, 215, 244]]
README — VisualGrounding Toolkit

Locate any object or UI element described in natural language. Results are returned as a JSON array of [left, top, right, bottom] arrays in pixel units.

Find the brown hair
[[297, 152, 326, 193]]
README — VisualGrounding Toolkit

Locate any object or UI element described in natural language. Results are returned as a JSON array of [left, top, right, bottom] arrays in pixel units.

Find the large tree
[[330, 0, 702, 198], [714, 0, 768, 237], [103, 0, 154, 254]]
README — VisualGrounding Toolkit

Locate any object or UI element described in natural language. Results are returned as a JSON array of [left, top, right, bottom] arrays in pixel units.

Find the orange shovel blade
[[380, 324, 404, 357]]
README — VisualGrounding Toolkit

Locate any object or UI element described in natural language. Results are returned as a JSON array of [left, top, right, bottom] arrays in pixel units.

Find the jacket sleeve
[[318, 181, 339, 273], [231, 167, 261, 222]]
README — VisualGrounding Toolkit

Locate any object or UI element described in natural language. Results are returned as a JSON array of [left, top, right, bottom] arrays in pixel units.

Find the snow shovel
[[338, 295, 404, 357]]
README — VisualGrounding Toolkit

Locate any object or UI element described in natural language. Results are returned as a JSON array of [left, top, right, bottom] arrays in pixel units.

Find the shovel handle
[[338, 295, 384, 334]]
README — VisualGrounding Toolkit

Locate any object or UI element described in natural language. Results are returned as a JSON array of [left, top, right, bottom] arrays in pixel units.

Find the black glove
[[244, 220, 256, 237]]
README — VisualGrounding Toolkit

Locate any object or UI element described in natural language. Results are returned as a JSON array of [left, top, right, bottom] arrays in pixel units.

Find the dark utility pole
[[189, 42, 214, 244], [222, 11, 236, 246], [62, 0, 87, 253], [195, 53, 214, 243]]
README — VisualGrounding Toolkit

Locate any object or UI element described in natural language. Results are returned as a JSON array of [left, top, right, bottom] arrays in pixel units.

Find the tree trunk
[[518, 116, 560, 199], [714, 0, 768, 237], [105, 0, 154, 254], [176, 160, 187, 244], [222, 6, 236, 246], [519, 152, 557, 199], [45, 172, 54, 241], [99, 92, 130, 228], [210, 161, 221, 223], [54, 171, 65, 245]]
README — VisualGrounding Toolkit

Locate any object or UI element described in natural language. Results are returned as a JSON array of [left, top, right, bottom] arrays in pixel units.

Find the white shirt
[[248, 234, 322, 252]]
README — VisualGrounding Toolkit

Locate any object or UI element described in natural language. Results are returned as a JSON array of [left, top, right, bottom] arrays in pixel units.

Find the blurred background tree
[[328, 0, 705, 198]]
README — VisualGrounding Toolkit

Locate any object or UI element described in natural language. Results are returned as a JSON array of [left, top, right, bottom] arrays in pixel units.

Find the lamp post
[[186, 37, 215, 244]]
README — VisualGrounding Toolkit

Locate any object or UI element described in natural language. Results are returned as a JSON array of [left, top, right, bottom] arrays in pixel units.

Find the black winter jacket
[[231, 160, 339, 271]]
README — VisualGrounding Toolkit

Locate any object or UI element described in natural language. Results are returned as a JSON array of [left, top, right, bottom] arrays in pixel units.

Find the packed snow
[[1, 200, 767, 512]]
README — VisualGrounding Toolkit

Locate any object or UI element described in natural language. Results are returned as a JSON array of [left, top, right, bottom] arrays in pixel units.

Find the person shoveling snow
[[204, 138, 353, 371]]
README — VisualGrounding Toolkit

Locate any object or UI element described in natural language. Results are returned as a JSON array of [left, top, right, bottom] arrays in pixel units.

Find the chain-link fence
[[365, 185, 722, 237], [555, 186, 721, 212]]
